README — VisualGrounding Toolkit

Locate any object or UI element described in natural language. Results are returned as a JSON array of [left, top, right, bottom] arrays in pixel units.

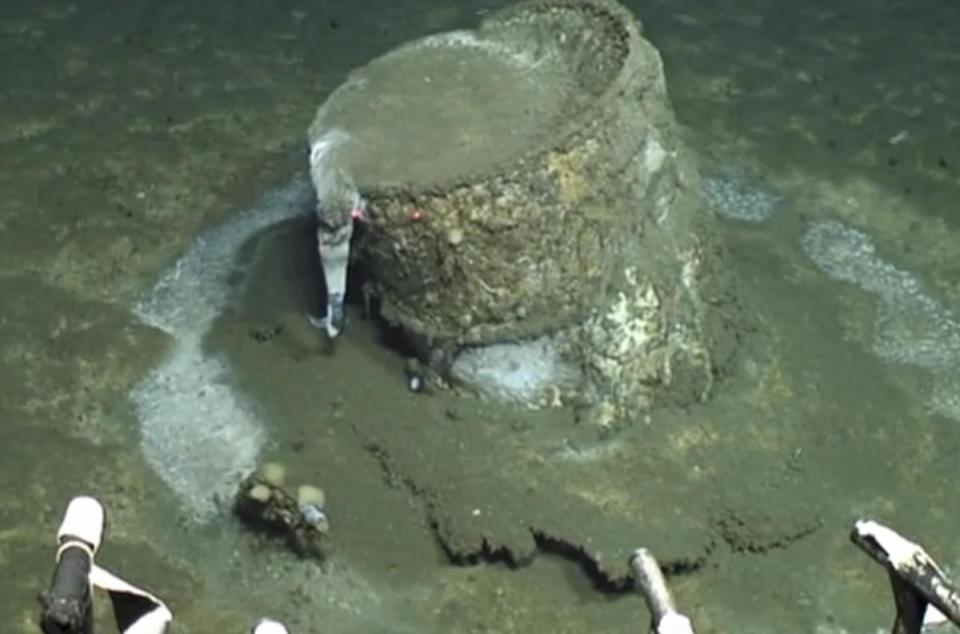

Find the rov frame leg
[[851, 519, 960, 634], [630, 548, 697, 634]]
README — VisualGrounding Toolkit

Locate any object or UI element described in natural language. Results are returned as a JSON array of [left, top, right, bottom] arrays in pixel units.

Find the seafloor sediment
[[2, 0, 959, 633]]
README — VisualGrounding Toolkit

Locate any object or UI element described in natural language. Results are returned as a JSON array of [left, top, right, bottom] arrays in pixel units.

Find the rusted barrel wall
[[359, 0, 674, 347], [312, 0, 740, 420]]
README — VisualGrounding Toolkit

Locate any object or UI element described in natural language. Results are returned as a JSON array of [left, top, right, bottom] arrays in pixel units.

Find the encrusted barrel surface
[[310, 0, 677, 347]]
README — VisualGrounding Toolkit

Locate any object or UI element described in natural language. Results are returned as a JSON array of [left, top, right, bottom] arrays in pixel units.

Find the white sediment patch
[[701, 164, 960, 424], [801, 219, 960, 422], [702, 168, 782, 222], [131, 176, 313, 520], [930, 372, 960, 422], [450, 335, 580, 407]]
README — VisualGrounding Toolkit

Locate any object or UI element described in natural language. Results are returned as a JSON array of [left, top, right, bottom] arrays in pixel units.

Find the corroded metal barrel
[[309, 0, 738, 421]]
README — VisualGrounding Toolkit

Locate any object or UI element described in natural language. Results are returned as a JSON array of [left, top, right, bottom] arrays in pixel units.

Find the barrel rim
[[326, 0, 645, 198]]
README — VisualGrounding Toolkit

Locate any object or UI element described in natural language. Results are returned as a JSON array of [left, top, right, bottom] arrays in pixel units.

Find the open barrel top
[[308, 0, 634, 189]]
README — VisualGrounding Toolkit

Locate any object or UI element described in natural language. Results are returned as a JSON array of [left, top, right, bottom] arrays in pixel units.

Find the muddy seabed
[[2, 0, 959, 633]]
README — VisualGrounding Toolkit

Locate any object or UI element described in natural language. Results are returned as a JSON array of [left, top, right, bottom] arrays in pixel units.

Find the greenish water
[[1, 0, 959, 633]]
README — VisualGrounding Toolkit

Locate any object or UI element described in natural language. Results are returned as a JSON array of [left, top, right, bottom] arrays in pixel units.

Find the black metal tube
[[39, 542, 94, 634]]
